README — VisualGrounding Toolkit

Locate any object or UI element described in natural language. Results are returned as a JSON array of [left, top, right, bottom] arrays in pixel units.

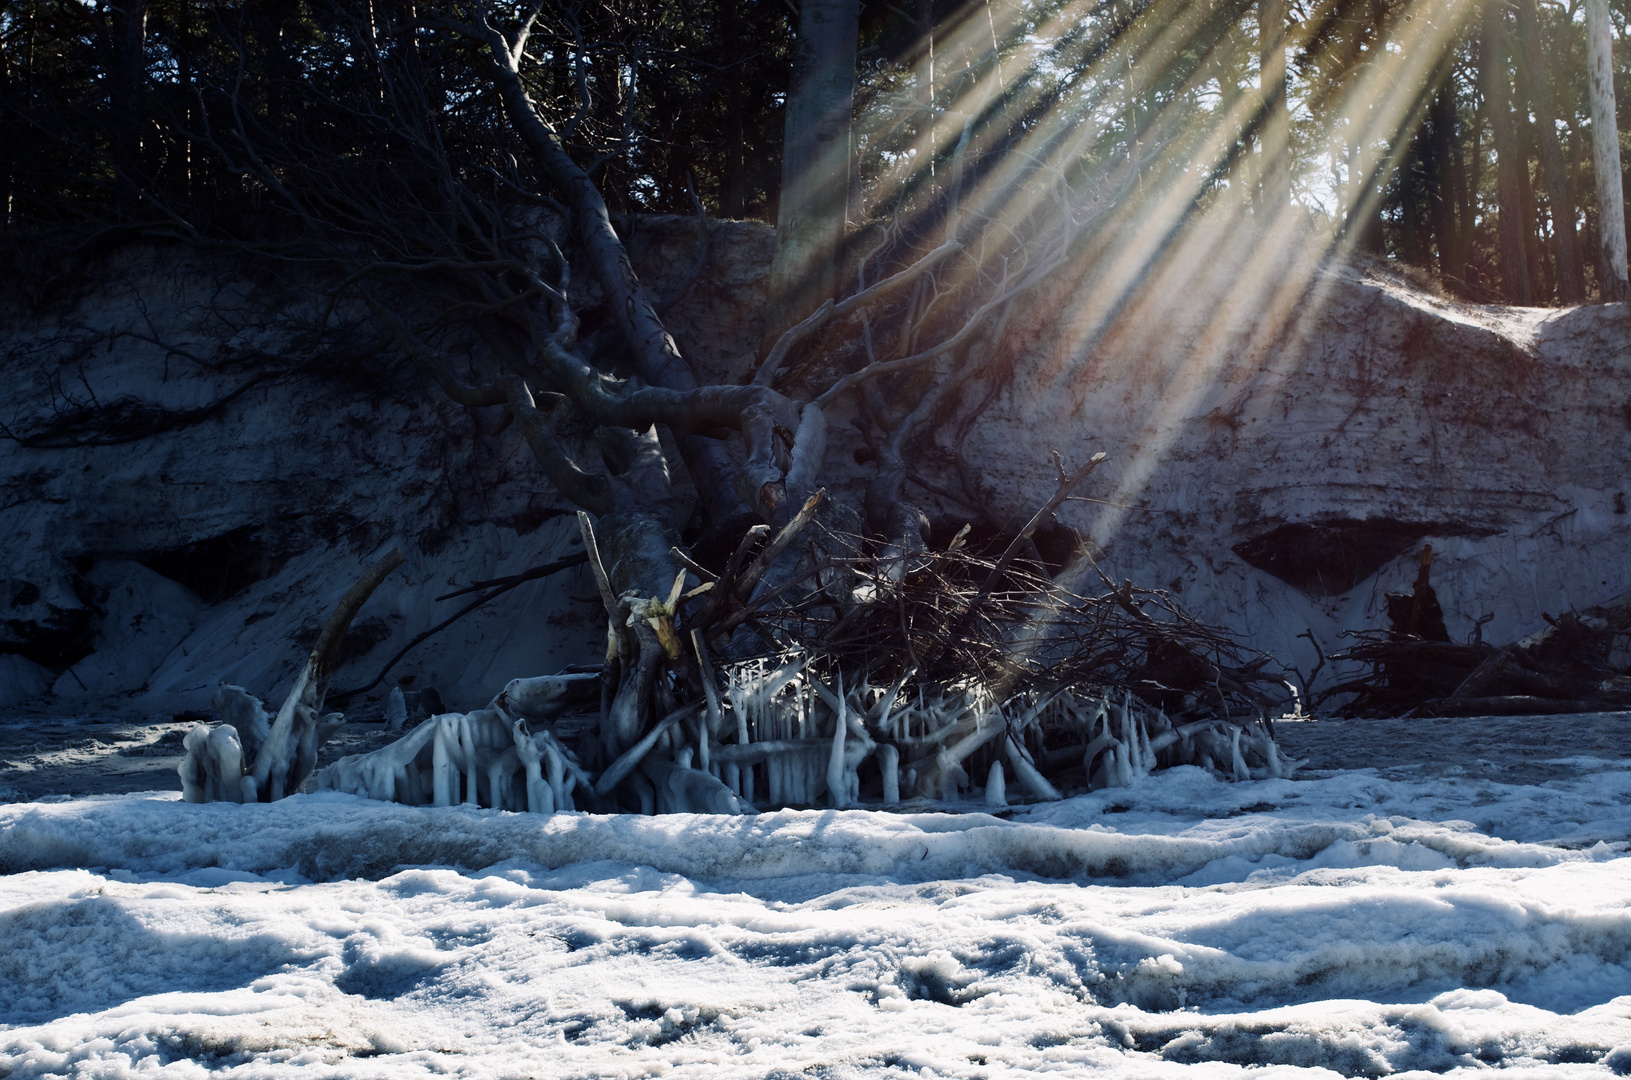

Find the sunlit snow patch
[[3, 752, 1631, 1077]]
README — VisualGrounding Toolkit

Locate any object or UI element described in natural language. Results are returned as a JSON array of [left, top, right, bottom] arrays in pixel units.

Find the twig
[[578, 511, 620, 617], [669, 546, 718, 583], [963, 453, 1106, 619], [329, 554, 581, 703], [689, 524, 772, 630], [729, 489, 826, 606], [434, 552, 588, 601]]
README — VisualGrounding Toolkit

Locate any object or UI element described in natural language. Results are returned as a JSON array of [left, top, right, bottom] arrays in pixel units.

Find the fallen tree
[[0, 3, 1306, 810]]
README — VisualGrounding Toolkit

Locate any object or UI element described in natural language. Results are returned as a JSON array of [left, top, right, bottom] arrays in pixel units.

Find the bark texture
[[1515, 0, 1584, 303], [763, 0, 860, 347], [1587, 0, 1629, 300], [1484, 0, 1532, 305]]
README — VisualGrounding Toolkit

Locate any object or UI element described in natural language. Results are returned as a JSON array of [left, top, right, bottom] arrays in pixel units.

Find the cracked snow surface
[[4, 717, 1631, 1077]]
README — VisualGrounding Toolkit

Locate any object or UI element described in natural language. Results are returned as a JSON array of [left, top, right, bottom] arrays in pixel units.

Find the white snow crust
[[4, 748, 1631, 1077]]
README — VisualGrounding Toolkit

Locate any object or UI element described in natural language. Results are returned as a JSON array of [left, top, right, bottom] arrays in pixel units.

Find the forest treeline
[[2, 0, 1630, 305]]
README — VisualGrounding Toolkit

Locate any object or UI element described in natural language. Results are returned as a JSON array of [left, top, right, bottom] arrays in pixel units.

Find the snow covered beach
[[3, 715, 1631, 1078]]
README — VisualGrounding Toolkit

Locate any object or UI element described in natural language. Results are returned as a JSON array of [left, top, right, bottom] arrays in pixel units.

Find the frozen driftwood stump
[[177, 549, 405, 803]]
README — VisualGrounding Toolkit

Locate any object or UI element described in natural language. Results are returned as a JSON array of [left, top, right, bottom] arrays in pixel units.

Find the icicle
[[1229, 727, 1250, 782], [459, 715, 480, 806], [514, 724, 550, 814], [724, 762, 741, 796], [366, 738, 395, 803], [532, 769, 557, 814], [767, 756, 783, 805], [386, 686, 407, 731], [985, 760, 1007, 808], [554, 747, 576, 811], [432, 715, 455, 806], [827, 672, 849, 808], [879, 744, 901, 804], [934, 748, 966, 800], [178, 725, 208, 803], [875, 672, 909, 736], [1133, 710, 1151, 778], [1005, 735, 1062, 801], [801, 749, 818, 805], [207, 725, 247, 803], [486, 747, 520, 811], [397, 763, 420, 806]]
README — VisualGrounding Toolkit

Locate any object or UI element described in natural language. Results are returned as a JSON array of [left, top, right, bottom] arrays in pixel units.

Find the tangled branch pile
[[179, 488, 1304, 815], [1320, 548, 1631, 717]]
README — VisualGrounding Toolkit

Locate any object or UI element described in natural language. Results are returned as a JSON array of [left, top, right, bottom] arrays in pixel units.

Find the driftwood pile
[[1320, 547, 1631, 717], [177, 483, 1308, 814]]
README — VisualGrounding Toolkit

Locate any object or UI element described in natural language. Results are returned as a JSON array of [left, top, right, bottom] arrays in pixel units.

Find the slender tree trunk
[[1462, 68, 1485, 287], [763, 0, 860, 348], [1401, 133, 1426, 266], [1483, 0, 1532, 304], [1212, 21, 1247, 191], [916, 0, 936, 200], [1258, 0, 1290, 211], [721, 0, 746, 219], [591, 17, 626, 214], [107, 0, 150, 206], [1112, 0, 1141, 187], [1518, 120, 1549, 298], [1515, 0, 1584, 301], [1430, 81, 1462, 284], [1586, 0, 1629, 300]]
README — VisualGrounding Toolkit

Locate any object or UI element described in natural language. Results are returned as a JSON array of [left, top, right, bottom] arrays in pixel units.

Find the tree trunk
[[763, 0, 860, 348], [1400, 131, 1426, 266], [916, 0, 936, 200], [1483, 0, 1532, 304], [1519, 119, 1548, 298], [1462, 72, 1485, 288], [591, 13, 627, 214], [1515, 0, 1584, 302], [721, 0, 746, 219], [1586, 0, 1629, 300], [1430, 81, 1462, 285], [106, 0, 150, 203], [1258, 0, 1290, 212]]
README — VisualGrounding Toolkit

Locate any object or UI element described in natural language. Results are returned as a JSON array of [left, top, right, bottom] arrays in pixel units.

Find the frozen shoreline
[[3, 713, 1631, 1077]]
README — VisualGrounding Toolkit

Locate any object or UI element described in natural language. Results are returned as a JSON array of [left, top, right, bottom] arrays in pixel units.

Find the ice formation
[[172, 546, 1304, 817], [8, 736, 1631, 1079], [288, 654, 1304, 815]]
